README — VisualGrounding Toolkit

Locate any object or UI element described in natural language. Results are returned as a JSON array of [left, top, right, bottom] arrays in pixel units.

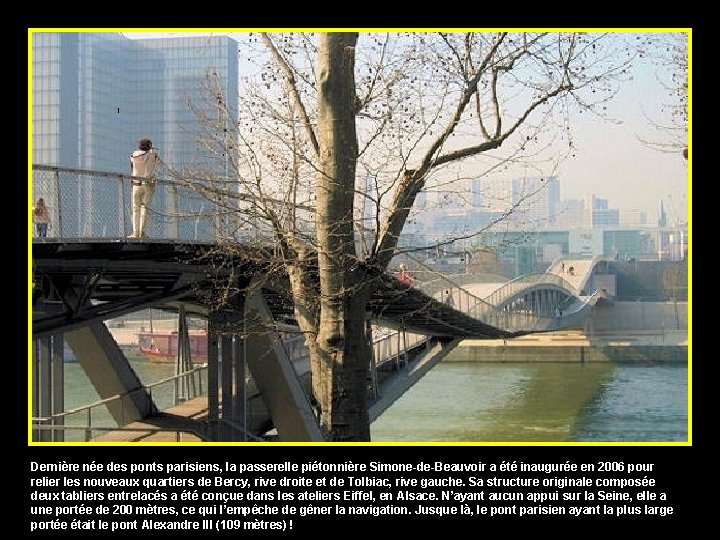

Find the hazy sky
[[555, 54, 688, 224], [124, 31, 689, 224]]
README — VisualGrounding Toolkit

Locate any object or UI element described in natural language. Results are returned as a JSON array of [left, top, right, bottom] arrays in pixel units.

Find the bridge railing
[[414, 273, 559, 334], [281, 324, 428, 374], [32, 364, 208, 442], [31, 164, 260, 242], [32, 164, 599, 339], [480, 272, 580, 307]]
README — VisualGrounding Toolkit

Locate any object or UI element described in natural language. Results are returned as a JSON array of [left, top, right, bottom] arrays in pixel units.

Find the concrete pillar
[[207, 308, 246, 442], [232, 335, 246, 441], [174, 307, 195, 403], [64, 322, 154, 426]]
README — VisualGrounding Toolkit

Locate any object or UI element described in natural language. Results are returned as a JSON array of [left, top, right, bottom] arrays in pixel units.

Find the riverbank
[[456, 330, 688, 363]]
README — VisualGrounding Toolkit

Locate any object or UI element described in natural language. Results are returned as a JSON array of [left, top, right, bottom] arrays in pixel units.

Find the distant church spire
[[658, 198, 667, 228]]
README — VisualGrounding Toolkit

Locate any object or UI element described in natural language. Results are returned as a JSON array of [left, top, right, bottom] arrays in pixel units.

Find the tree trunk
[[313, 33, 371, 441]]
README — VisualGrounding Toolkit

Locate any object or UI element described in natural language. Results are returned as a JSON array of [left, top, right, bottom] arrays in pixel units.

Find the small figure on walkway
[[128, 138, 160, 239], [33, 198, 52, 237], [444, 289, 455, 307], [561, 262, 565, 273], [398, 264, 414, 286]]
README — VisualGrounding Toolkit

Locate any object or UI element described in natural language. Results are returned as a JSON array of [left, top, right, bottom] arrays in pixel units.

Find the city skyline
[[120, 30, 690, 223], [31, 30, 689, 224]]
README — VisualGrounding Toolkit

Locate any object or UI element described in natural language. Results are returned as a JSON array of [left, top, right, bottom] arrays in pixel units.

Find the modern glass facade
[[32, 32, 238, 172], [32, 33, 81, 167], [31, 32, 239, 239]]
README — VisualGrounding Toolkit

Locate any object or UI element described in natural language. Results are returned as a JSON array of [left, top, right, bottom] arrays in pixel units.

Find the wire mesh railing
[[31, 165, 256, 242], [413, 272, 549, 333], [412, 269, 603, 334], [480, 272, 579, 308]]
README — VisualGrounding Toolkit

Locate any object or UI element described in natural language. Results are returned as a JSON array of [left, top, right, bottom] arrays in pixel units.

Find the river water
[[370, 359, 687, 442], [57, 349, 687, 443]]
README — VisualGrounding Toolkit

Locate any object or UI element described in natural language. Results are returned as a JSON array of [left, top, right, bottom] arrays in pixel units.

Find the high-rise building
[[589, 195, 619, 228], [556, 198, 587, 229], [470, 176, 559, 229], [471, 178, 483, 208], [546, 176, 560, 225], [591, 196, 609, 210], [31, 32, 239, 238], [510, 176, 559, 228], [32, 32, 238, 173], [476, 177, 513, 213]]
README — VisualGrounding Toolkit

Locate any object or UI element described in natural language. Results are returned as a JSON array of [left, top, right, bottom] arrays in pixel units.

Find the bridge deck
[[32, 239, 512, 339]]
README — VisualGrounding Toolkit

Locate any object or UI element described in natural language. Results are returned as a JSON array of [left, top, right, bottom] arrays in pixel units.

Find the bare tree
[[662, 262, 686, 330], [174, 31, 634, 441], [635, 32, 688, 156]]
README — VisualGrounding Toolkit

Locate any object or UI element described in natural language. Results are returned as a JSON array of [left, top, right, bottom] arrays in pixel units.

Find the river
[[57, 349, 687, 443], [370, 357, 687, 442]]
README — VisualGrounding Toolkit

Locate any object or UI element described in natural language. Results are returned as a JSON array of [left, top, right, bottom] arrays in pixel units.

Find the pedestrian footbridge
[[30, 165, 609, 442]]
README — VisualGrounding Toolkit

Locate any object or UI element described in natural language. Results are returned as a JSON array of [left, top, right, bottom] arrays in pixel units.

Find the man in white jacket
[[128, 138, 159, 238]]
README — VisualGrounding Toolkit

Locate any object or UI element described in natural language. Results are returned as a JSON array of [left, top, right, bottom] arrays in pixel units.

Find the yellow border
[[29, 28, 691, 447], [28, 29, 34, 447]]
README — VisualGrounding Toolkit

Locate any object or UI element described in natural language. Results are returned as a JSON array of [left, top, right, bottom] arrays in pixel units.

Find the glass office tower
[[31, 32, 239, 239]]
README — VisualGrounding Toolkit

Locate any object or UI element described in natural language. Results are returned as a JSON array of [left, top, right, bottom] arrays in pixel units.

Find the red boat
[[137, 331, 208, 363]]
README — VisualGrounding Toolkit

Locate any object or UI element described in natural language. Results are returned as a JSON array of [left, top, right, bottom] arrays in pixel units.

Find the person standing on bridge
[[128, 138, 160, 239], [33, 198, 52, 237], [444, 289, 455, 307], [398, 264, 415, 286]]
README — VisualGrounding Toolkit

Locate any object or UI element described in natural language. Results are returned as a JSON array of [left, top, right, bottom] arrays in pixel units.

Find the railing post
[[169, 185, 179, 240], [54, 169, 63, 238], [233, 334, 246, 442], [119, 175, 126, 237], [207, 314, 220, 441], [395, 328, 401, 370]]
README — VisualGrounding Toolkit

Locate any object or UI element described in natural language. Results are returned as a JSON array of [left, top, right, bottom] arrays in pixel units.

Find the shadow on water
[[371, 346, 688, 443], [571, 364, 688, 442], [475, 362, 616, 442], [371, 355, 616, 442]]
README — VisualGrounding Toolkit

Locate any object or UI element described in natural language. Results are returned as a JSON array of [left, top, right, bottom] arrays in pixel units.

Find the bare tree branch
[[261, 33, 320, 157]]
